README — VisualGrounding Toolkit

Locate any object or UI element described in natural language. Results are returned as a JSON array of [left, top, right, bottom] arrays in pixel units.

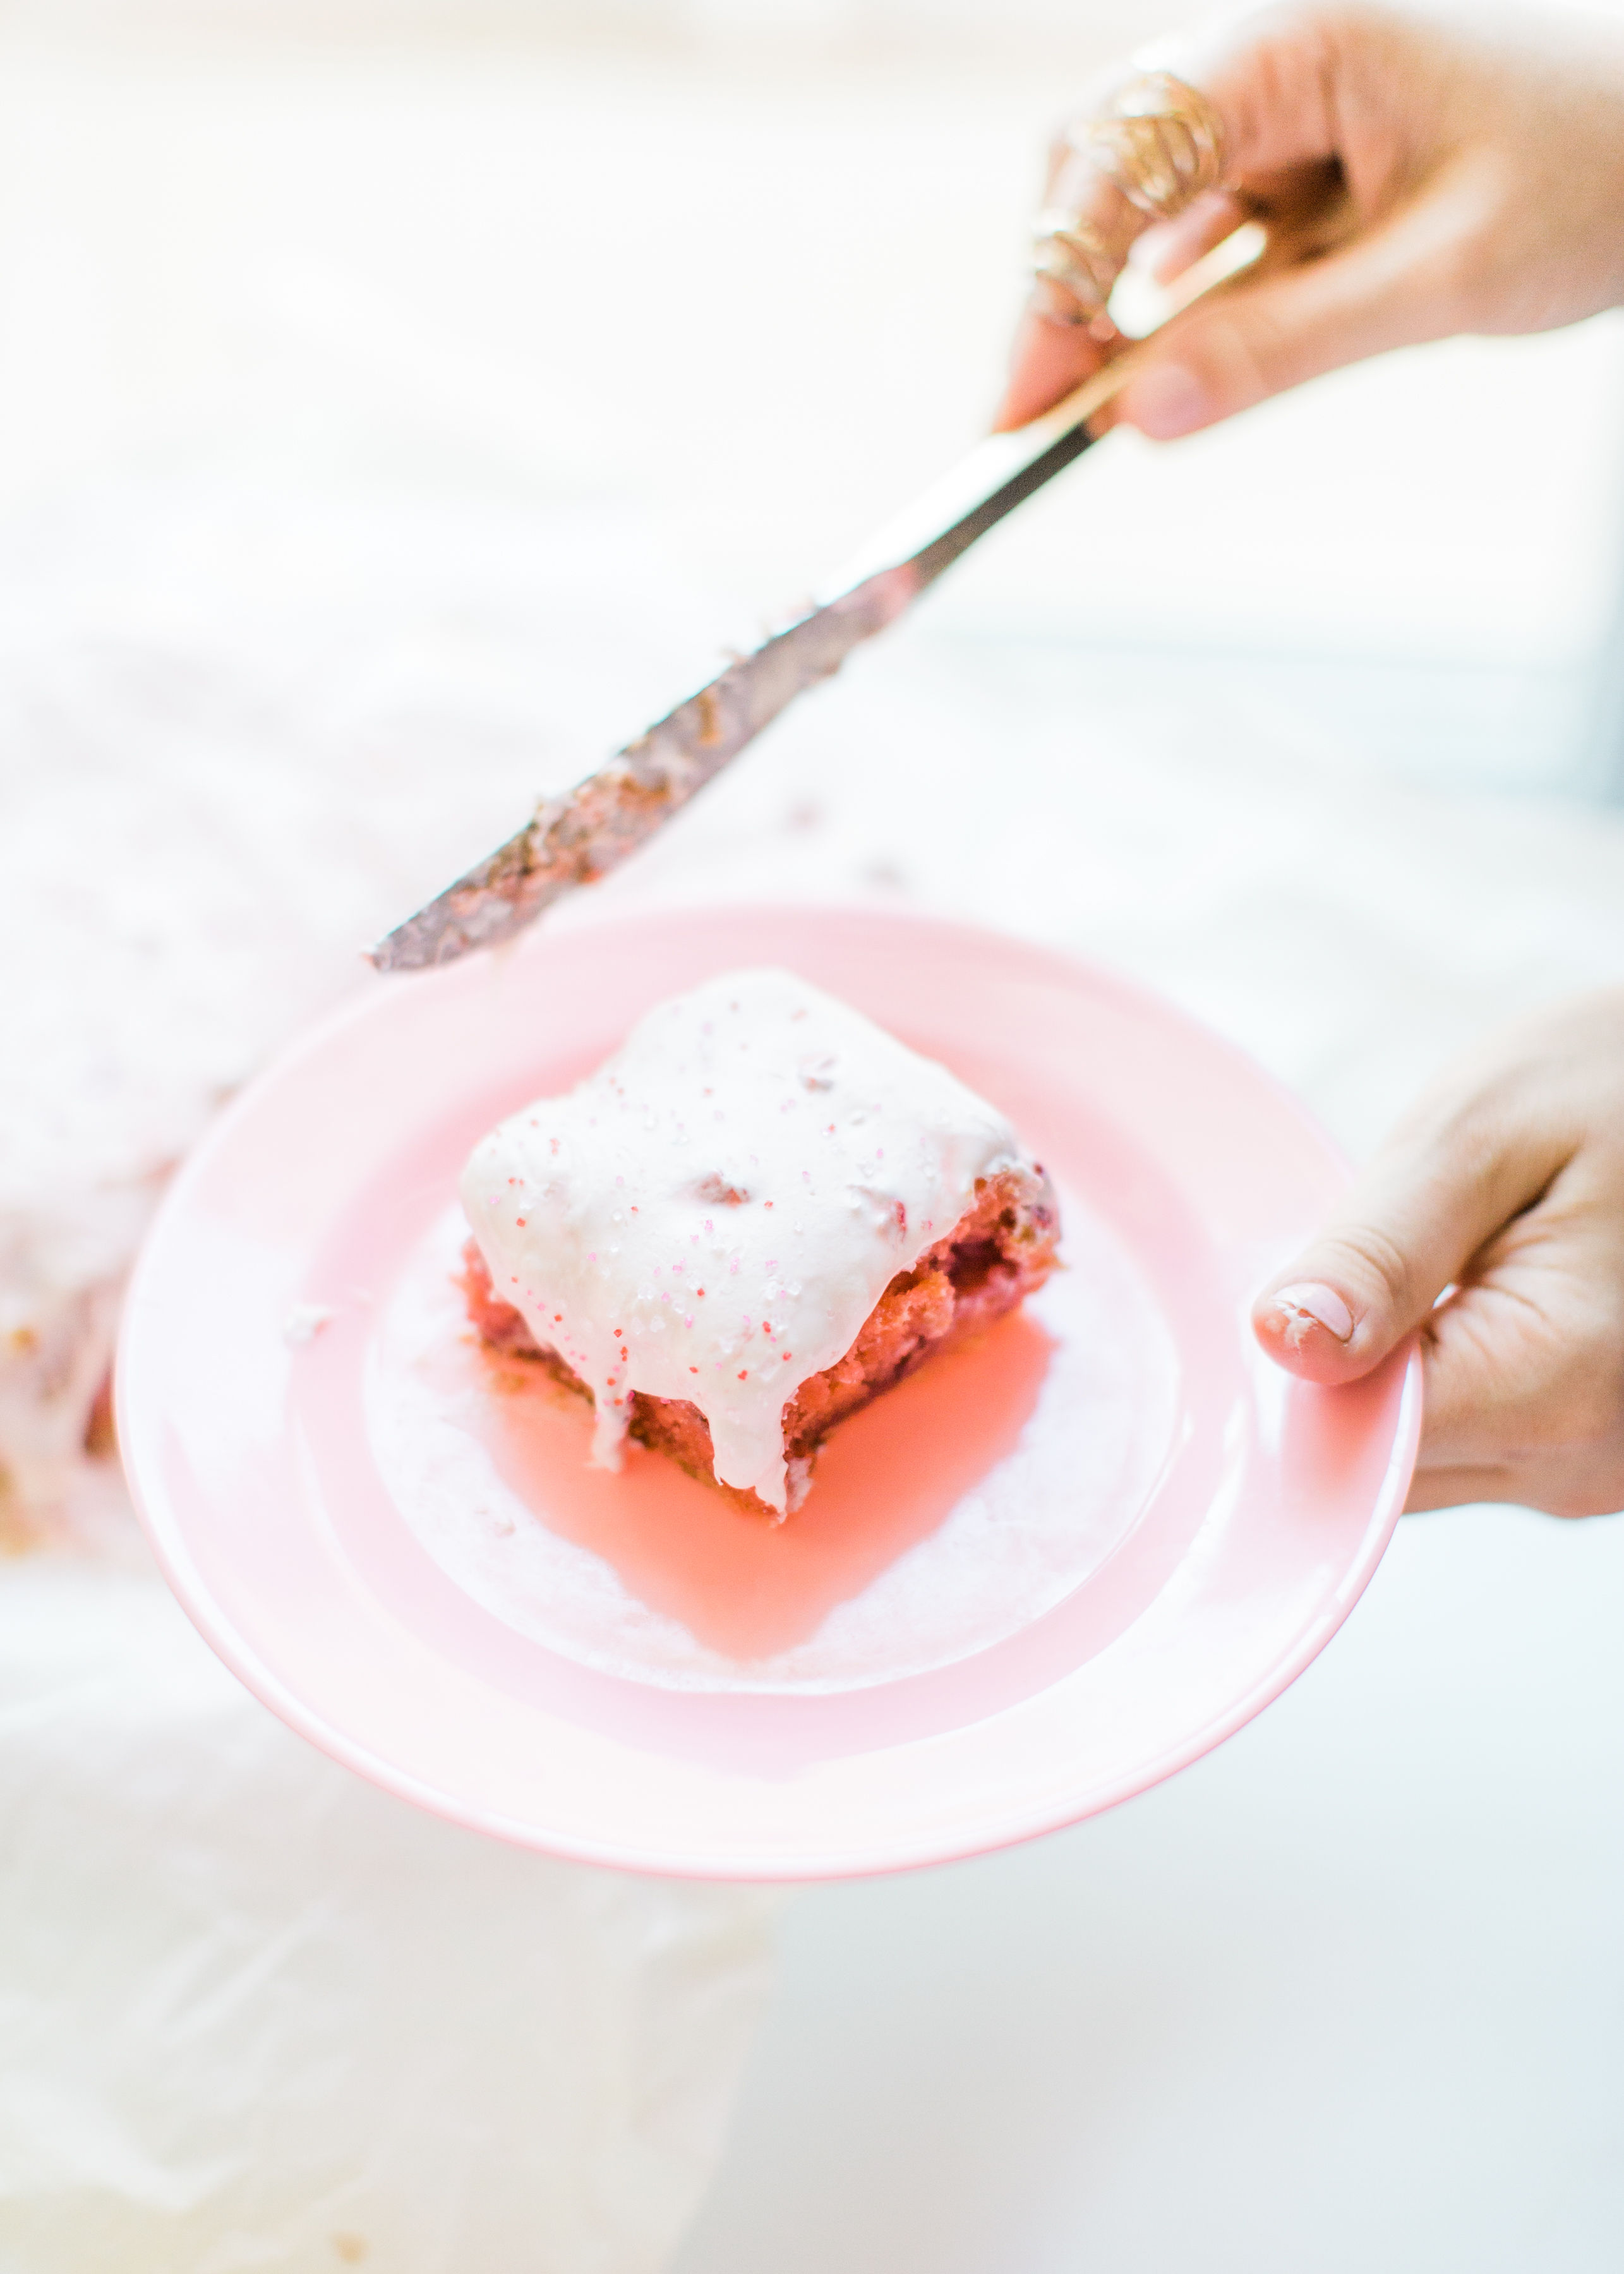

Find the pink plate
[[117, 905, 1419, 1879]]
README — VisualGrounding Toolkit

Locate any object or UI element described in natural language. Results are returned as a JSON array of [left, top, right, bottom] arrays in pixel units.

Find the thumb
[[1253, 1110, 1564, 1388], [1113, 167, 1490, 440]]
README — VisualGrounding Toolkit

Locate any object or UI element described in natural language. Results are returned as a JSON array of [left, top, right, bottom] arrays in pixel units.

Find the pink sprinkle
[[684, 1313, 694, 1327]]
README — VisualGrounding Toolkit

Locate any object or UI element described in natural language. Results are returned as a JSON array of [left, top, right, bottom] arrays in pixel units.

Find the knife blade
[[368, 351, 1138, 973]]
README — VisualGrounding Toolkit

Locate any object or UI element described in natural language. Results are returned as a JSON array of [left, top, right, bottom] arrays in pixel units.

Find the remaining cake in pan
[[459, 968, 1059, 1518]]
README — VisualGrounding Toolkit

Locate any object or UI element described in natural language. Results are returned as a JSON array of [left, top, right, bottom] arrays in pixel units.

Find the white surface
[[672, 1506, 1624, 2274], [4, 21, 1624, 2271], [0, 1549, 778, 2274]]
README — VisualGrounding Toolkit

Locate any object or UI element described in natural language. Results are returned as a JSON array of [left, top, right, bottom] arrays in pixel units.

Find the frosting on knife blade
[[368, 355, 1132, 975], [368, 570, 913, 972]]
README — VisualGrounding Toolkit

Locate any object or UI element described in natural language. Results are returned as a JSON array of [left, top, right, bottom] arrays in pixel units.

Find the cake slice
[[459, 968, 1059, 1517]]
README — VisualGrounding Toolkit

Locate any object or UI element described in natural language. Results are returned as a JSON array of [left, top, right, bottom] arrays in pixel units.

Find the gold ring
[[1029, 68, 1227, 322], [1071, 69, 1227, 219], [1029, 208, 1119, 323]]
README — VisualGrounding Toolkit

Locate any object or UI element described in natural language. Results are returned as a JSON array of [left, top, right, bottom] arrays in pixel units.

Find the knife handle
[[815, 351, 1140, 603], [819, 220, 1265, 605]]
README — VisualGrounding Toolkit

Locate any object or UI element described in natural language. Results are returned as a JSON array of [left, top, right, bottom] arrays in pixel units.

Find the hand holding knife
[[369, 67, 1254, 976]]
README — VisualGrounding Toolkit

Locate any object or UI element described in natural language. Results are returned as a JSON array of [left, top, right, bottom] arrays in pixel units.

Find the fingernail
[[1121, 363, 1208, 440], [1268, 1282, 1354, 1346]]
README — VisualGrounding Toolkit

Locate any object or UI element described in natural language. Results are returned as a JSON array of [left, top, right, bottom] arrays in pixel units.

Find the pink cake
[[460, 968, 1060, 1518]]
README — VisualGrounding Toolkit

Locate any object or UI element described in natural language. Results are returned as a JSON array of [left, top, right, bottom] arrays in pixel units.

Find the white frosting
[[460, 968, 1023, 1513]]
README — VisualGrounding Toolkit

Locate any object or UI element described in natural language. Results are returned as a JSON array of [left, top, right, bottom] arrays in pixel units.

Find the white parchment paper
[[0, 1552, 778, 2274]]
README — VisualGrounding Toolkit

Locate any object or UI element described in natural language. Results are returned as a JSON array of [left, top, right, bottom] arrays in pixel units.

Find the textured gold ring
[[1030, 68, 1227, 323], [1074, 69, 1227, 217], [1029, 208, 1120, 325]]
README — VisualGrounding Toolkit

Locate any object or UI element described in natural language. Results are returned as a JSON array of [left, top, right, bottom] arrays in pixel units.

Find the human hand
[[998, 3, 1624, 436], [1253, 992, 1624, 1517]]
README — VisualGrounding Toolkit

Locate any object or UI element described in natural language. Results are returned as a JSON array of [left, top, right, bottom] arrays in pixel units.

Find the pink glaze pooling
[[116, 906, 1420, 1880]]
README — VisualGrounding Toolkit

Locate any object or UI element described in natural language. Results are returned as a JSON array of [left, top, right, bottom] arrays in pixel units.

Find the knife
[[368, 351, 1140, 973]]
